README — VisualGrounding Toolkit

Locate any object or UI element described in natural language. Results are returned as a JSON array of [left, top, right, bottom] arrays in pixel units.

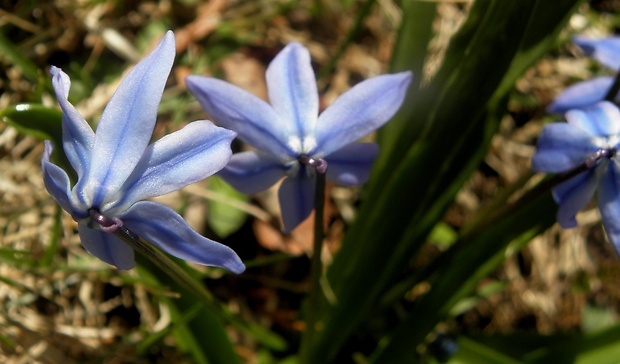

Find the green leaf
[[0, 104, 75, 181], [370, 192, 556, 362], [308, 0, 584, 362], [206, 176, 249, 238]]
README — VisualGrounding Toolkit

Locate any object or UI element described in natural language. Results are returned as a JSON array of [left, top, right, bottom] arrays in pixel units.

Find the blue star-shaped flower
[[548, 36, 620, 113], [533, 101, 620, 252], [42, 31, 244, 273], [186, 42, 412, 232]]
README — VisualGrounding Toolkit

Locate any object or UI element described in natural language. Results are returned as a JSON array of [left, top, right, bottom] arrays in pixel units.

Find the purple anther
[[586, 148, 616, 168], [299, 154, 328, 174], [89, 209, 124, 234]]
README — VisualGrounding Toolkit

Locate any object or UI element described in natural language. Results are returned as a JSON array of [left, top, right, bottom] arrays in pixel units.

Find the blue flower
[[186, 42, 412, 232], [42, 31, 244, 273], [533, 101, 620, 251], [548, 36, 620, 113]]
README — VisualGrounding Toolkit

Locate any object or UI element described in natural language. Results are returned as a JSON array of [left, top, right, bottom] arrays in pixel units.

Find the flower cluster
[[548, 36, 620, 113], [43, 31, 411, 269], [533, 101, 620, 252]]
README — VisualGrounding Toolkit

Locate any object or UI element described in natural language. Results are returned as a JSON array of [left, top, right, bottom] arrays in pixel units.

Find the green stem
[[605, 69, 620, 102], [300, 164, 328, 363]]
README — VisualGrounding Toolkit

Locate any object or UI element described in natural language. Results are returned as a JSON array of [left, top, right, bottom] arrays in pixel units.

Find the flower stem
[[299, 156, 328, 363]]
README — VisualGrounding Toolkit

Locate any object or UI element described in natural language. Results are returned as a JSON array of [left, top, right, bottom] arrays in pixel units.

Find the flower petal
[[278, 174, 315, 232], [78, 225, 136, 270], [547, 77, 616, 114], [266, 42, 318, 141], [598, 160, 620, 254], [121, 201, 245, 273], [111, 120, 235, 213], [531, 123, 599, 173], [313, 71, 412, 156], [565, 101, 620, 138], [324, 143, 379, 186], [574, 35, 620, 71], [186, 75, 295, 160], [552, 168, 598, 228], [50, 66, 94, 179], [41, 141, 87, 219], [218, 151, 286, 195], [84, 31, 176, 207]]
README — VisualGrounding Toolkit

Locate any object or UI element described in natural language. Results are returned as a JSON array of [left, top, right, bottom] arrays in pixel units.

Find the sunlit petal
[[41, 141, 84, 218], [186, 75, 295, 160], [121, 201, 245, 273], [532, 123, 599, 173], [574, 35, 620, 70], [266, 42, 318, 139], [112, 121, 235, 212], [85, 31, 176, 207], [566, 101, 620, 138], [547, 77, 616, 114], [314, 71, 412, 156], [50, 66, 94, 179], [78, 225, 136, 270], [218, 151, 286, 195], [325, 143, 379, 186]]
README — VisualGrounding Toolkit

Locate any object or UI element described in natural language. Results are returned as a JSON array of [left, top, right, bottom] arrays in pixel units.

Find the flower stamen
[[89, 209, 124, 234], [299, 154, 328, 174]]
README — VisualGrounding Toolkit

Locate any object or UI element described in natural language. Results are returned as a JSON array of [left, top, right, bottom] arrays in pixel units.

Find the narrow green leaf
[[370, 193, 557, 362]]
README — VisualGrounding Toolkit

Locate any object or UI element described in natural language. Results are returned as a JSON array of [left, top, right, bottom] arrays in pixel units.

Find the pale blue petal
[[313, 71, 412, 156], [266, 42, 318, 139], [598, 161, 620, 254], [186, 75, 296, 160], [41, 141, 86, 218], [50, 66, 94, 179], [84, 31, 176, 207], [574, 36, 620, 70], [78, 225, 135, 270], [121, 201, 245, 273], [551, 168, 598, 228], [531, 123, 599, 173], [324, 143, 379, 186], [547, 77, 616, 114], [111, 121, 235, 213], [218, 151, 286, 195], [566, 101, 620, 137], [278, 174, 315, 232]]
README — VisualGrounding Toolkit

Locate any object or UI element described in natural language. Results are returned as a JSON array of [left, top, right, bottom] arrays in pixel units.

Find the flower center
[[88, 209, 124, 234]]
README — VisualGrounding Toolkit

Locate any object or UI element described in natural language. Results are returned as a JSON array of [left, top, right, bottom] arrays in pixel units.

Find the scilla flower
[[42, 31, 244, 273], [186, 42, 411, 232], [533, 101, 620, 252], [548, 36, 620, 113]]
